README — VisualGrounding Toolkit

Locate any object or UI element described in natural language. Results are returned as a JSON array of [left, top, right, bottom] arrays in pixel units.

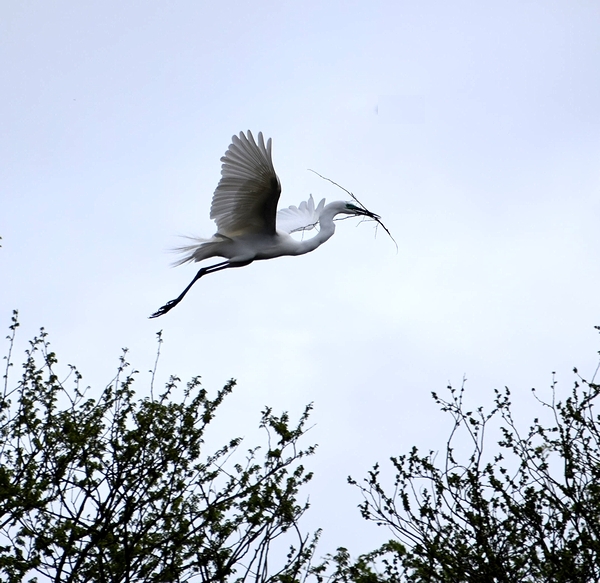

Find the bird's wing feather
[[210, 131, 281, 237], [276, 195, 326, 234]]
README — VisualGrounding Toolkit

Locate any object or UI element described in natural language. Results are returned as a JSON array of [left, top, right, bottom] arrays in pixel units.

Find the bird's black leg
[[149, 260, 251, 318]]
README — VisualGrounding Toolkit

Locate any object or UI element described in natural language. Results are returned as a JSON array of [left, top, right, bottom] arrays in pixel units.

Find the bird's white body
[[175, 200, 345, 265], [151, 131, 378, 317]]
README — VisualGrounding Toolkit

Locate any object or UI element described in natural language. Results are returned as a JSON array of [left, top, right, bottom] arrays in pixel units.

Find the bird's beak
[[357, 207, 381, 220]]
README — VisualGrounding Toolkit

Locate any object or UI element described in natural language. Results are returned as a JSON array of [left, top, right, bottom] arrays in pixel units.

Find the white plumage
[[150, 130, 380, 318], [276, 195, 326, 234]]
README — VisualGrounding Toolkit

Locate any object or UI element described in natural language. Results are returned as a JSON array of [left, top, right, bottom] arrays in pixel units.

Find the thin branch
[[308, 169, 399, 252]]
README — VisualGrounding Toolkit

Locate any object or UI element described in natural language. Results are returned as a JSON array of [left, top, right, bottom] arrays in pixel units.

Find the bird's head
[[343, 201, 381, 220], [327, 200, 381, 221], [326, 200, 380, 219]]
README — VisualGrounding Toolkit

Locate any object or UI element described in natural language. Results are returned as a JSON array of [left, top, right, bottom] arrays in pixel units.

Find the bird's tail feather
[[171, 235, 230, 266]]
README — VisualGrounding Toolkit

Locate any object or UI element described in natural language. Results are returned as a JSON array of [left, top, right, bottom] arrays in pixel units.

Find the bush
[[0, 311, 318, 583], [337, 333, 600, 582], [4, 308, 600, 583]]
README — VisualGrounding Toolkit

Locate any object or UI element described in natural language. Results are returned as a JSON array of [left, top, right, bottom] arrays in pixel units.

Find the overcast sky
[[2, 0, 600, 557]]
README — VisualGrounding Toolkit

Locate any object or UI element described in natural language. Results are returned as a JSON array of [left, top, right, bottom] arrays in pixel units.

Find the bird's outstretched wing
[[276, 194, 326, 234], [210, 131, 281, 237]]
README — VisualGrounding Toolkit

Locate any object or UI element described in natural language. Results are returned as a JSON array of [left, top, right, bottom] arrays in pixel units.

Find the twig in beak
[[308, 169, 398, 252]]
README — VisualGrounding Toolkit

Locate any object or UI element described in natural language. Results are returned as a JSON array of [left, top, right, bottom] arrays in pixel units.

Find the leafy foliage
[[0, 311, 318, 583], [3, 307, 600, 583], [338, 345, 600, 583]]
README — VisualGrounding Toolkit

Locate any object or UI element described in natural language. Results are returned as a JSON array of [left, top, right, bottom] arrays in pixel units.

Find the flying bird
[[150, 130, 383, 318]]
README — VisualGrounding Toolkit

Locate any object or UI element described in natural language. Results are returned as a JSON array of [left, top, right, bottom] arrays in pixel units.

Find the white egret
[[150, 130, 383, 318]]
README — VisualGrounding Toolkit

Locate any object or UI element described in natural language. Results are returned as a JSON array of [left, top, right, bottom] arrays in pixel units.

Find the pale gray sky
[[2, 0, 600, 556]]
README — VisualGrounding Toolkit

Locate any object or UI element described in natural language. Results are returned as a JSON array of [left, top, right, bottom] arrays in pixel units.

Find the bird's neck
[[293, 206, 337, 255]]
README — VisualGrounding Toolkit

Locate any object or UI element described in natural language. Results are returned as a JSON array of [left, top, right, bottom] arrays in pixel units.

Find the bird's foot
[[149, 299, 179, 319]]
